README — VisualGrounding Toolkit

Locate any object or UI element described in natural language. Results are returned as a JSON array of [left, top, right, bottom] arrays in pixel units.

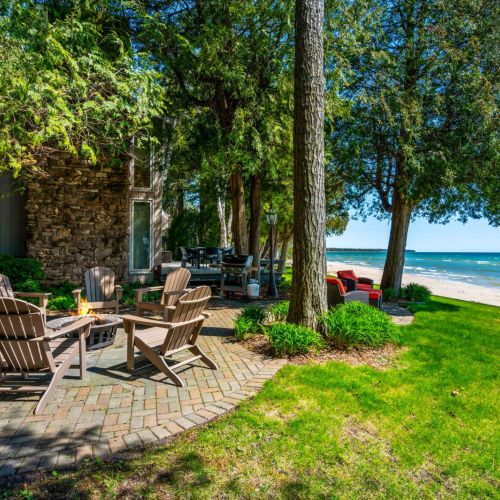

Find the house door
[[0, 173, 26, 256]]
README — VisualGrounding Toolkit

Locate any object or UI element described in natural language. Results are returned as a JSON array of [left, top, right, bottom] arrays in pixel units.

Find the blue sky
[[326, 215, 500, 252]]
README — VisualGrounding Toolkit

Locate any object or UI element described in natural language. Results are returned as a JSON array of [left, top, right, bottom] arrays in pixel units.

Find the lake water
[[326, 251, 500, 289]]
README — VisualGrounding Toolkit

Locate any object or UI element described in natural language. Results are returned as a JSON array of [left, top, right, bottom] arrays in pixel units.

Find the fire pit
[[46, 314, 122, 350]]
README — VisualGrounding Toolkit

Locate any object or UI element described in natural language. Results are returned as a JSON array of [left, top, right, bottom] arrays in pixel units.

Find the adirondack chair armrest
[[115, 285, 123, 302], [163, 289, 190, 297], [45, 316, 95, 340], [121, 314, 172, 329], [14, 292, 51, 308], [202, 312, 211, 319], [14, 292, 51, 298]]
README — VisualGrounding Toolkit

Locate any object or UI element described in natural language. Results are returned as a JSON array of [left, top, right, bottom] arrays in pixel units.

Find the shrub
[[48, 296, 75, 311], [16, 278, 43, 292], [234, 316, 257, 340], [266, 301, 289, 323], [382, 287, 396, 302], [240, 305, 266, 324], [401, 283, 431, 302], [321, 302, 399, 349], [266, 322, 323, 356], [121, 281, 161, 306], [233, 305, 266, 340], [0, 254, 44, 287], [277, 279, 291, 293]]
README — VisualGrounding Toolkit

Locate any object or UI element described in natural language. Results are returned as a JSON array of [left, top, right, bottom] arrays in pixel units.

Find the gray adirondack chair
[[135, 268, 191, 320], [0, 297, 93, 415], [0, 273, 51, 316], [73, 267, 123, 314], [123, 286, 216, 387]]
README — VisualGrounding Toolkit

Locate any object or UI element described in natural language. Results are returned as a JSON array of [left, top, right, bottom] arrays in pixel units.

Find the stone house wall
[[25, 154, 131, 284]]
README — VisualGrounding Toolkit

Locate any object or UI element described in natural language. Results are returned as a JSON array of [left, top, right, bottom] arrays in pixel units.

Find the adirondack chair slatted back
[[0, 298, 52, 372], [0, 274, 14, 298], [162, 268, 191, 306], [164, 286, 211, 351], [85, 267, 115, 302]]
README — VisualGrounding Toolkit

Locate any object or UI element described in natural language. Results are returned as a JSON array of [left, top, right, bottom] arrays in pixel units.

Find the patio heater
[[266, 207, 278, 298]]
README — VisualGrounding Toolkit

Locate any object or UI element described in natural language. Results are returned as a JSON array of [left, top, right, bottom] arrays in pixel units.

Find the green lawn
[[16, 297, 500, 498]]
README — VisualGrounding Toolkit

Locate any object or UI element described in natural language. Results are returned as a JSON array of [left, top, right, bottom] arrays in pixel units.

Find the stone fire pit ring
[[46, 314, 123, 350]]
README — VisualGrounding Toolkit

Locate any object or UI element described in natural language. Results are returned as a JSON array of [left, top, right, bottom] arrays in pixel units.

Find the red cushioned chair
[[326, 277, 370, 307], [336, 270, 382, 308]]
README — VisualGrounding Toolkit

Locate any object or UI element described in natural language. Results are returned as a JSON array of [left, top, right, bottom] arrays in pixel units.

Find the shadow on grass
[[407, 298, 461, 315]]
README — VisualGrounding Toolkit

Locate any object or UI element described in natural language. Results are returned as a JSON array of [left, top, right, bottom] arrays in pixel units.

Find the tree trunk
[[381, 191, 412, 295], [230, 166, 248, 254], [261, 235, 270, 260], [226, 207, 233, 248], [217, 196, 228, 248], [176, 190, 184, 215], [288, 0, 327, 329], [248, 173, 262, 278], [278, 230, 292, 273]]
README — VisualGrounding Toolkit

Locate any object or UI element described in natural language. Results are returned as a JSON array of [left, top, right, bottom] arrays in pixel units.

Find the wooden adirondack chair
[[135, 268, 191, 320], [123, 286, 216, 387], [73, 267, 123, 314], [0, 297, 93, 415], [0, 273, 51, 316]]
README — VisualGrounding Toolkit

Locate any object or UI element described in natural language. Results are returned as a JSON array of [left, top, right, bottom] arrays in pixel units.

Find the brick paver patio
[[0, 299, 411, 478], [0, 299, 286, 477]]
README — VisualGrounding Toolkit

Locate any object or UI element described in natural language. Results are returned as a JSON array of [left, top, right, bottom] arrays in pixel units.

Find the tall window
[[133, 146, 151, 189], [131, 201, 151, 271]]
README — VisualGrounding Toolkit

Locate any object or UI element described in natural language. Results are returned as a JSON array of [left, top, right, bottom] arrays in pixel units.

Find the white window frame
[[129, 199, 153, 273], [132, 142, 153, 191]]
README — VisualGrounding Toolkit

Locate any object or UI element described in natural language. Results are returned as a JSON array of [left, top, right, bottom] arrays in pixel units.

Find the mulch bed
[[241, 334, 404, 370]]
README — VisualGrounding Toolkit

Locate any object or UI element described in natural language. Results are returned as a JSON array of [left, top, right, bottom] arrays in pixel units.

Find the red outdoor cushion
[[326, 277, 346, 295], [337, 270, 357, 282], [369, 291, 382, 300], [357, 283, 374, 292]]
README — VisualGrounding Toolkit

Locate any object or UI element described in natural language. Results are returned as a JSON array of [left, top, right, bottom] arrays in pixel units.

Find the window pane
[[133, 146, 151, 188], [132, 202, 151, 270]]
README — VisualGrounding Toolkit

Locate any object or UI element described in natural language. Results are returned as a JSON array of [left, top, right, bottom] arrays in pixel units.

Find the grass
[[11, 297, 500, 498]]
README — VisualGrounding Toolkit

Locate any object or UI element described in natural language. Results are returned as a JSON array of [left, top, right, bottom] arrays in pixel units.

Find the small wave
[[475, 261, 490, 264]]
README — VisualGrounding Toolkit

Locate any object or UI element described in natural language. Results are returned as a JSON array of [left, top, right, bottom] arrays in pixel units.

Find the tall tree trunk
[[261, 235, 270, 260], [217, 196, 228, 248], [278, 229, 292, 273], [288, 0, 327, 329], [226, 207, 233, 248], [381, 190, 412, 295], [230, 165, 247, 254], [176, 190, 184, 215], [248, 173, 262, 277]]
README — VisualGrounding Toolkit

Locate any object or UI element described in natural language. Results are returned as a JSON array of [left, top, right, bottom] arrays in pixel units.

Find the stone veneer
[[25, 154, 130, 284]]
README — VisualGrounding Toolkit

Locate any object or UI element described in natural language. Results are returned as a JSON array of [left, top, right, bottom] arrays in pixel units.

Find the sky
[[326, 215, 500, 252]]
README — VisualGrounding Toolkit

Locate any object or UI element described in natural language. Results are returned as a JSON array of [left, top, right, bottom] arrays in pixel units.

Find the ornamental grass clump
[[266, 301, 290, 323], [233, 306, 266, 340], [401, 283, 431, 302], [266, 323, 323, 356], [321, 302, 399, 349]]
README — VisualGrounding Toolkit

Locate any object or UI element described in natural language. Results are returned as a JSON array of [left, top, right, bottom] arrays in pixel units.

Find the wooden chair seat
[[124, 286, 216, 387], [0, 298, 93, 414]]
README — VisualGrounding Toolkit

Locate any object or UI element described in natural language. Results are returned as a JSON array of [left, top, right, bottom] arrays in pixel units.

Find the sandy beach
[[327, 260, 500, 307]]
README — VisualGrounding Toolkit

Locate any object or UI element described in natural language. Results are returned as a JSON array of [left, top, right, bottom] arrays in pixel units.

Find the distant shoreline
[[327, 248, 416, 252]]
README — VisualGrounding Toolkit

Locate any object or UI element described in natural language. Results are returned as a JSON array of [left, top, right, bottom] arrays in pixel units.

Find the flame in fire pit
[[72, 298, 104, 321]]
